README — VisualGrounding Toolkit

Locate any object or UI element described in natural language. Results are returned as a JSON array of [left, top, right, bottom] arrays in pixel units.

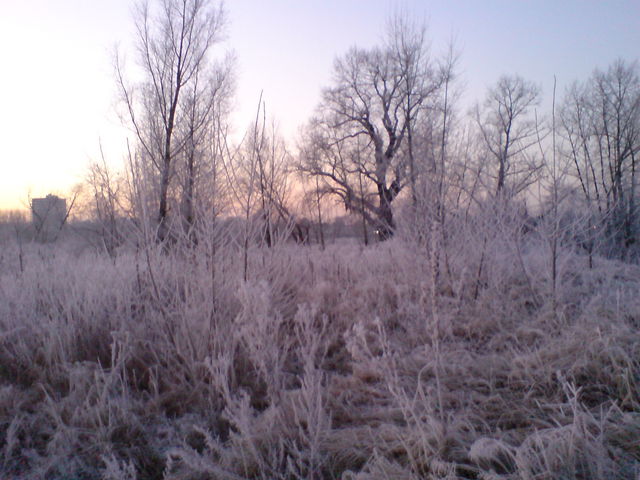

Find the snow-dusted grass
[[0, 230, 638, 479]]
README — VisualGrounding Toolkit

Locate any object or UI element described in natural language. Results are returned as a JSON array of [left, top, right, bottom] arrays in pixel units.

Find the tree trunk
[[377, 183, 395, 241], [183, 146, 197, 246], [158, 159, 171, 243]]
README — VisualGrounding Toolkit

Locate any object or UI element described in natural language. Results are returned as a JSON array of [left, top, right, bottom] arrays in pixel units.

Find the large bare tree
[[299, 17, 442, 240], [116, 0, 229, 243]]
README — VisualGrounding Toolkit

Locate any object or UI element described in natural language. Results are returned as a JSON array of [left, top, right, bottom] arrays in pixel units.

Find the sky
[[0, 0, 638, 211]]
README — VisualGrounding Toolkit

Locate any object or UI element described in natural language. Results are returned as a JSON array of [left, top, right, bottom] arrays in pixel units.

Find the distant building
[[32, 194, 67, 241]]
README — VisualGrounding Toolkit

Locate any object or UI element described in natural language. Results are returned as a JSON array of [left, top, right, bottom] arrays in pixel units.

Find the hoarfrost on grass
[[0, 233, 638, 478]]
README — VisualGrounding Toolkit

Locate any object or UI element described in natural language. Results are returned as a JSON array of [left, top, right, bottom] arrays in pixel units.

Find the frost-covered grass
[[0, 229, 638, 479]]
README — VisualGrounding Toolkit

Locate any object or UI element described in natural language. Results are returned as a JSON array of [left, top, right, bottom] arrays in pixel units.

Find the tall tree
[[560, 59, 640, 255], [116, 0, 229, 243], [299, 17, 442, 240], [475, 75, 542, 198], [177, 56, 234, 243]]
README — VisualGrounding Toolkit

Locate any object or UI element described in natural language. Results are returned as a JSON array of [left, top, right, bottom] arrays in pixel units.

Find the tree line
[[78, 0, 639, 263]]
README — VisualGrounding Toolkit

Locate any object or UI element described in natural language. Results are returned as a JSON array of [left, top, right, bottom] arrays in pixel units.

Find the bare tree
[[85, 143, 129, 255], [475, 75, 543, 198], [176, 54, 234, 244], [299, 17, 442, 240], [251, 119, 296, 247], [560, 59, 640, 257], [116, 0, 228, 243]]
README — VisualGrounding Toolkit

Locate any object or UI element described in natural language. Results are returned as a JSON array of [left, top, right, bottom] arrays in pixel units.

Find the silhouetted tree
[[299, 16, 442, 240]]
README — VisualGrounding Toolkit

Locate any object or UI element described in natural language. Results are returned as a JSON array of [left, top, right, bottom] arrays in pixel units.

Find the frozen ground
[[0, 233, 638, 479]]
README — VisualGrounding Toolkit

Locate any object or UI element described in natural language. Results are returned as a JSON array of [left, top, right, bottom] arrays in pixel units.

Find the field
[[0, 218, 639, 480]]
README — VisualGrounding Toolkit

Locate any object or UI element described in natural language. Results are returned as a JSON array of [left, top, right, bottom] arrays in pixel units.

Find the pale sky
[[1, 0, 638, 210]]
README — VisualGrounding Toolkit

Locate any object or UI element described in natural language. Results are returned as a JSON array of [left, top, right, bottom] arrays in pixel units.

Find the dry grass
[[0, 226, 638, 479]]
